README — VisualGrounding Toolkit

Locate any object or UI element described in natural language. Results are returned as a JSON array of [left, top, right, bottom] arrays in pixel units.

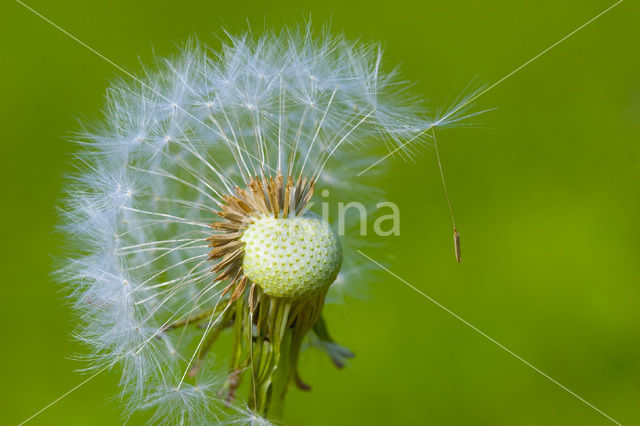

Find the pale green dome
[[241, 215, 342, 298]]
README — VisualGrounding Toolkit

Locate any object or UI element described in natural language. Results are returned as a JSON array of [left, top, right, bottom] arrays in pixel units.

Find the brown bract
[[207, 173, 316, 304]]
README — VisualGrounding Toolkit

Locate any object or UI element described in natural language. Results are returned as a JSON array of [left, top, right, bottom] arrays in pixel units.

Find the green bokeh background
[[3, 0, 639, 425]]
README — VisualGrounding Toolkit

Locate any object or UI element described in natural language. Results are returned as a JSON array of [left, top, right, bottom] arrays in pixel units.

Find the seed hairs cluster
[[56, 24, 467, 424]]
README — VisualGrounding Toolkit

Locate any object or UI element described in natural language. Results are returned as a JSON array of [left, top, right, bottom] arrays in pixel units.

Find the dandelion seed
[[57, 24, 465, 423]]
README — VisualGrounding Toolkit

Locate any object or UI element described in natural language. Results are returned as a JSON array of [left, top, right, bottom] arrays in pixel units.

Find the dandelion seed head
[[57, 23, 462, 423]]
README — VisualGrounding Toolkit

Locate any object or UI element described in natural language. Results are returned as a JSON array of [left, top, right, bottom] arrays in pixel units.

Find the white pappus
[[56, 24, 473, 424]]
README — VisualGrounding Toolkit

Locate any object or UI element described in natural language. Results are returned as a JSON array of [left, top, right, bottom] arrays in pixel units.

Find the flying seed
[[454, 228, 461, 263]]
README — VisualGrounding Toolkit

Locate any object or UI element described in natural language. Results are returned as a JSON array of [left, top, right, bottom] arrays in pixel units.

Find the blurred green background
[[2, 0, 639, 425]]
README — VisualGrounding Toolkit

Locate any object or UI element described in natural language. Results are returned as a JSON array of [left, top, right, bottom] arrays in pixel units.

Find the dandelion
[[57, 24, 463, 423]]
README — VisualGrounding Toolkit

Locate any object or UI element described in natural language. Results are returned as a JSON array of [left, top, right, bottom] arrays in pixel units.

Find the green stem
[[231, 290, 326, 419]]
